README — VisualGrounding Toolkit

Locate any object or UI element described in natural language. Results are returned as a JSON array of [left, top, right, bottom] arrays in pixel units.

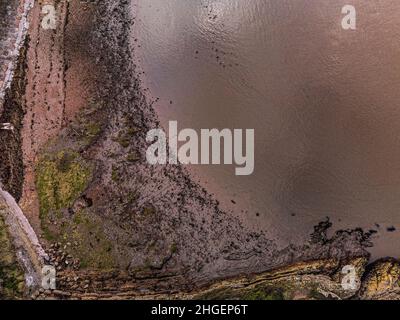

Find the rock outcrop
[[357, 258, 400, 300]]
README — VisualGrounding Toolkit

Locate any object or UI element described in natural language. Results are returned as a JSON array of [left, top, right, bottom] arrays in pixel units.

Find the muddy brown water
[[132, 0, 400, 259], [131, 1, 400, 262]]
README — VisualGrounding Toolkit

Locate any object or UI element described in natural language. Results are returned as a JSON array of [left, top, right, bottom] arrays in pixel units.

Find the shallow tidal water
[[0, 0, 19, 97], [132, 0, 400, 259]]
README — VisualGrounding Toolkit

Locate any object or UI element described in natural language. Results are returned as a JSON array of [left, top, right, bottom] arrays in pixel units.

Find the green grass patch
[[36, 150, 91, 241]]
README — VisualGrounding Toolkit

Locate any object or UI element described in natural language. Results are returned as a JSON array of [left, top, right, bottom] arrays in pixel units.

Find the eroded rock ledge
[[25, 257, 400, 300]]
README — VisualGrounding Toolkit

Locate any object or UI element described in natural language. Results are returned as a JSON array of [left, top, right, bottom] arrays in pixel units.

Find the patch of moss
[[195, 284, 286, 300], [36, 150, 92, 241], [83, 122, 102, 144], [63, 210, 115, 270], [306, 284, 332, 300], [57, 151, 75, 173], [195, 287, 241, 300], [35, 150, 116, 269], [126, 125, 139, 137], [171, 243, 178, 254]]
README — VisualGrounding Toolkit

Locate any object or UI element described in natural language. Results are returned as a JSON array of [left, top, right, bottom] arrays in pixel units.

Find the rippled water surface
[[132, 0, 400, 258]]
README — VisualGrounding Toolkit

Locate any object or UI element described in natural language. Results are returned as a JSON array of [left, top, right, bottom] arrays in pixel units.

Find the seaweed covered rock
[[358, 258, 400, 300]]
